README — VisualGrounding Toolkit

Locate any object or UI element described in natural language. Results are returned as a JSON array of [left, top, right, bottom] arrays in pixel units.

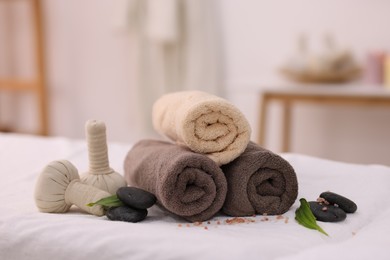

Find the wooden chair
[[0, 0, 48, 135]]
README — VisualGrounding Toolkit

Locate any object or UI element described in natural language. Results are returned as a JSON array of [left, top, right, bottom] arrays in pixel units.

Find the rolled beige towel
[[152, 91, 251, 165]]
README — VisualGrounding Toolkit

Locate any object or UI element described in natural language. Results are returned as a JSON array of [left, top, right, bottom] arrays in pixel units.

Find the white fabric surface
[[0, 133, 390, 260]]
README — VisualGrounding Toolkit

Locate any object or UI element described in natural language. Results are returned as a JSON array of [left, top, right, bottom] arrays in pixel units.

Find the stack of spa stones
[[308, 192, 357, 222], [106, 187, 157, 223]]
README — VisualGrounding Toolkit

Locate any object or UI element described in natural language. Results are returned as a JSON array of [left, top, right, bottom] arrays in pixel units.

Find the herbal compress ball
[[81, 119, 127, 194], [34, 160, 111, 216]]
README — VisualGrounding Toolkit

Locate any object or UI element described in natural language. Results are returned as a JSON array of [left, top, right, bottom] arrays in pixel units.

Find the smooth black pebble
[[320, 191, 357, 213], [106, 206, 147, 223], [309, 201, 347, 222], [117, 186, 157, 209]]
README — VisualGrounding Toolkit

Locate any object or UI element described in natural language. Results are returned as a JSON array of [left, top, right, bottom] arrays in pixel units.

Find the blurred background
[[0, 0, 390, 165]]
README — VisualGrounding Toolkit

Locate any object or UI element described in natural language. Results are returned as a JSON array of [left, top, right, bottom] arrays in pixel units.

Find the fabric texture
[[221, 142, 298, 216], [34, 160, 111, 216], [124, 139, 227, 222], [152, 90, 251, 165]]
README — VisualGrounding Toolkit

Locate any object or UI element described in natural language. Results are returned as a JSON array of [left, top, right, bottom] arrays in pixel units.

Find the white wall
[[219, 0, 390, 165], [1, 0, 142, 143], [1, 0, 390, 165]]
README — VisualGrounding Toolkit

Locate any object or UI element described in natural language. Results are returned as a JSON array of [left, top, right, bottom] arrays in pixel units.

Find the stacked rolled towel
[[221, 142, 298, 217], [124, 139, 227, 222], [152, 91, 251, 166]]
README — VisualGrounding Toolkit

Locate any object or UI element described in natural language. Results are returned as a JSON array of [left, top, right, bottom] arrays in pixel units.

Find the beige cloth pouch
[[81, 119, 127, 194], [34, 160, 111, 216]]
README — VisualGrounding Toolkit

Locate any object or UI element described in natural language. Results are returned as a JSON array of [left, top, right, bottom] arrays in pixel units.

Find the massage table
[[0, 133, 389, 260]]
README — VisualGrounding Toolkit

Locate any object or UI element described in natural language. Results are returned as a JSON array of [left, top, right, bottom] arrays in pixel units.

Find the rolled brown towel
[[124, 139, 227, 222], [221, 142, 298, 216]]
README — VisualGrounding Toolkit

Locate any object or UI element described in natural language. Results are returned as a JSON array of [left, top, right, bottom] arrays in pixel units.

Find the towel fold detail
[[152, 91, 251, 165], [221, 142, 298, 216], [124, 139, 227, 222]]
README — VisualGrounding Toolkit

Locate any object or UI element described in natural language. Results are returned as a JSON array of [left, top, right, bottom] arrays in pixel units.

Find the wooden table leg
[[281, 100, 292, 152], [32, 0, 48, 136], [258, 93, 268, 146]]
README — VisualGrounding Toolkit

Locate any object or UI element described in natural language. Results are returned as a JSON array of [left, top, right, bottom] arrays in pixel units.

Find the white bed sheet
[[0, 133, 390, 260]]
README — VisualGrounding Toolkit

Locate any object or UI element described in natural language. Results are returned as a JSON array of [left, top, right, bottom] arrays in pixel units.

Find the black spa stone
[[116, 186, 157, 210], [106, 206, 147, 223], [319, 191, 357, 213], [309, 201, 347, 222]]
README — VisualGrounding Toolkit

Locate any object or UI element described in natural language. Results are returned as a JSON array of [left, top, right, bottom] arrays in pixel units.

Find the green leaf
[[87, 195, 124, 208], [295, 198, 329, 236]]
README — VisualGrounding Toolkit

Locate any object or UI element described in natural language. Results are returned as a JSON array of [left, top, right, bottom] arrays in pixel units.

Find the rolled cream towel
[[152, 91, 251, 165], [124, 139, 227, 222], [221, 142, 298, 216]]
